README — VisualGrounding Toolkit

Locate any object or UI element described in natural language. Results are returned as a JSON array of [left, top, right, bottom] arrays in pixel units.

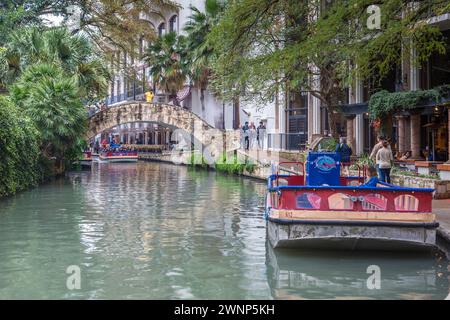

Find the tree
[[184, 0, 225, 117], [144, 32, 189, 106], [208, 0, 450, 138], [0, 95, 41, 197], [2, 26, 110, 101], [0, 1, 179, 56], [10, 63, 87, 173]]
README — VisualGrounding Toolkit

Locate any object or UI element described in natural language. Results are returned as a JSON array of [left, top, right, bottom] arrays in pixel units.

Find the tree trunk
[[55, 158, 65, 176], [200, 87, 205, 119], [233, 95, 240, 129], [325, 104, 339, 140]]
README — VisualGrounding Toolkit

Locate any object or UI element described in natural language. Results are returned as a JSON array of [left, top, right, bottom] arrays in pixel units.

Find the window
[[395, 195, 419, 212], [169, 15, 177, 33], [296, 193, 321, 210], [328, 193, 354, 210], [158, 23, 165, 37], [361, 194, 387, 211]]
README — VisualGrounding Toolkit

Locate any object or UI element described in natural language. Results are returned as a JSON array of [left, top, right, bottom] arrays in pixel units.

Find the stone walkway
[[434, 199, 450, 230], [432, 200, 450, 276]]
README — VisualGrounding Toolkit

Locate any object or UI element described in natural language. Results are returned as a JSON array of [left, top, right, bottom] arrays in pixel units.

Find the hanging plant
[[368, 85, 450, 120]]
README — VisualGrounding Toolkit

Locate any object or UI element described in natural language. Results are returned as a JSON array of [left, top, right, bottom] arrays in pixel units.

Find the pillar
[[346, 115, 356, 152], [410, 113, 421, 159], [397, 115, 406, 155], [355, 115, 364, 155], [312, 94, 321, 135], [355, 77, 364, 155]]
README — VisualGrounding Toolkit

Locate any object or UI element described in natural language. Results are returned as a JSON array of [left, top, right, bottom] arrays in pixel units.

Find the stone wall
[[391, 174, 450, 199]]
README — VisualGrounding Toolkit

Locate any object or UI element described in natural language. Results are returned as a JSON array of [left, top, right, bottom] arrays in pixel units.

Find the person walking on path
[[376, 140, 394, 183], [242, 122, 250, 150], [257, 121, 266, 149], [249, 122, 257, 149], [370, 135, 387, 178], [335, 137, 352, 175]]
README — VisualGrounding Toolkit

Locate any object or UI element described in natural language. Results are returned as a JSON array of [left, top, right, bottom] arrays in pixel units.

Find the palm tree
[[144, 32, 188, 106], [10, 63, 87, 173], [3, 26, 110, 100], [184, 0, 225, 117]]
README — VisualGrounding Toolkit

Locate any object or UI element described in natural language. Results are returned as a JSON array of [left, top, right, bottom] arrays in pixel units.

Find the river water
[[0, 162, 448, 299]]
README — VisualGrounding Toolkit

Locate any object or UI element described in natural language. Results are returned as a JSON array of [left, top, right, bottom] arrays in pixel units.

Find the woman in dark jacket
[[336, 137, 352, 175], [336, 137, 352, 163]]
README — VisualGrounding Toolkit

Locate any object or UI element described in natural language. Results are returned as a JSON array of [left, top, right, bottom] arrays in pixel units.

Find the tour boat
[[99, 151, 138, 162], [265, 152, 438, 251], [79, 151, 93, 167]]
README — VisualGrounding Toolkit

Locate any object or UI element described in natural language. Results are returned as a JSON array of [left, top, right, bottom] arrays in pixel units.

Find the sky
[[41, 14, 64, 27]]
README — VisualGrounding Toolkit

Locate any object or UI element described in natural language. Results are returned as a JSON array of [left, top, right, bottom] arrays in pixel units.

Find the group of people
[[241, 121, 266, 150]]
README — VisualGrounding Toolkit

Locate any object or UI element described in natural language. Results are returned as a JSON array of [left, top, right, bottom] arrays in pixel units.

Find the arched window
[[296, 193, 321, 210], [169, 15, 177, 33], [395, 195, 419, 212], [361, 194, 387, 211], [328, 193, 354, 210], [158, 23, 165, 37]]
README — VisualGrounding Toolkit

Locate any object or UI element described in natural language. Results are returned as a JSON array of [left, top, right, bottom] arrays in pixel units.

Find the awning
[[176, 85, 191, 102]]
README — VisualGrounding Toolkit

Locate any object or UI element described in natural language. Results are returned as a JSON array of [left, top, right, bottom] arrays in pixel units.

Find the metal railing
[[267, 133, 307, 151]]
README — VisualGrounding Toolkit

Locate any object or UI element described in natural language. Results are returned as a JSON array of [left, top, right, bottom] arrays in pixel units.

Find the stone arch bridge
[[87, 102, 239, 151]]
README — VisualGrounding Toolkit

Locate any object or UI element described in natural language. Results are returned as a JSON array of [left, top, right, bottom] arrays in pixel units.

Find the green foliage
[[215, 154, 255, 175], [10, 63, 87, 165], [144, 32, 189, 105], [207, 0, 448, 136], [188, 153, 209, 169], [317, 138, 337, 152], [0, 96, 41, 197], [349, 153, 374, 170], [184, 0, 225, 113], [368, 85, 450, 120], [2, 26, 110, 100]]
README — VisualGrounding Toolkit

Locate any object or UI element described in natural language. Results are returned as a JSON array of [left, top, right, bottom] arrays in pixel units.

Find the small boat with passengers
[[265, 152, 438, 251], [78, 151, 93, 167], [98, 143, 138, 163], [99, 150, 138, 162]]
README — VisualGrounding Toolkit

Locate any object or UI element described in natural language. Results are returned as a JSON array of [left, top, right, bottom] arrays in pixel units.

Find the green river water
[[0, 162, 448, 299]]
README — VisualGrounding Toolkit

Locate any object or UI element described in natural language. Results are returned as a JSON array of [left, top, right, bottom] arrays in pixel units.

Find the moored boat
[[78, 151, 93, 167], [265, 152, 438, 251], [99, 151, 138, 162]]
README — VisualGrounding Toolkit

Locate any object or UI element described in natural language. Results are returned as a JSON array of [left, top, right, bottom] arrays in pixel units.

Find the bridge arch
[[87, 102, 230, 149]]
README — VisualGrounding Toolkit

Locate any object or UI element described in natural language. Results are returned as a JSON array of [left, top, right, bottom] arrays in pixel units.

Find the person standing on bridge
[[145, 90, 154, 103]]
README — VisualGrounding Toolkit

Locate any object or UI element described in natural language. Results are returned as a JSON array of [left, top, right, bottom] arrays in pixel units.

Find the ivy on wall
[[368, 85, 450, 120], [0, 96, 41, 197]]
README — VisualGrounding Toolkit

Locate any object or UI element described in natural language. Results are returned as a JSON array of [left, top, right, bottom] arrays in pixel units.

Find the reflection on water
[[266, 245, 449, 300], [0, 162, 448, 299]]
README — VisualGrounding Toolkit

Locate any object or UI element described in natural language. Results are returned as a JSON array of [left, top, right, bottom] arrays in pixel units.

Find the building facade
[[103, 1, 450, 161]]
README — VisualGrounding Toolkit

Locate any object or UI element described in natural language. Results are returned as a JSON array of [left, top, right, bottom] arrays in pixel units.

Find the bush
[[215, 154, 255, 175], [0, 96, 41, 197]]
